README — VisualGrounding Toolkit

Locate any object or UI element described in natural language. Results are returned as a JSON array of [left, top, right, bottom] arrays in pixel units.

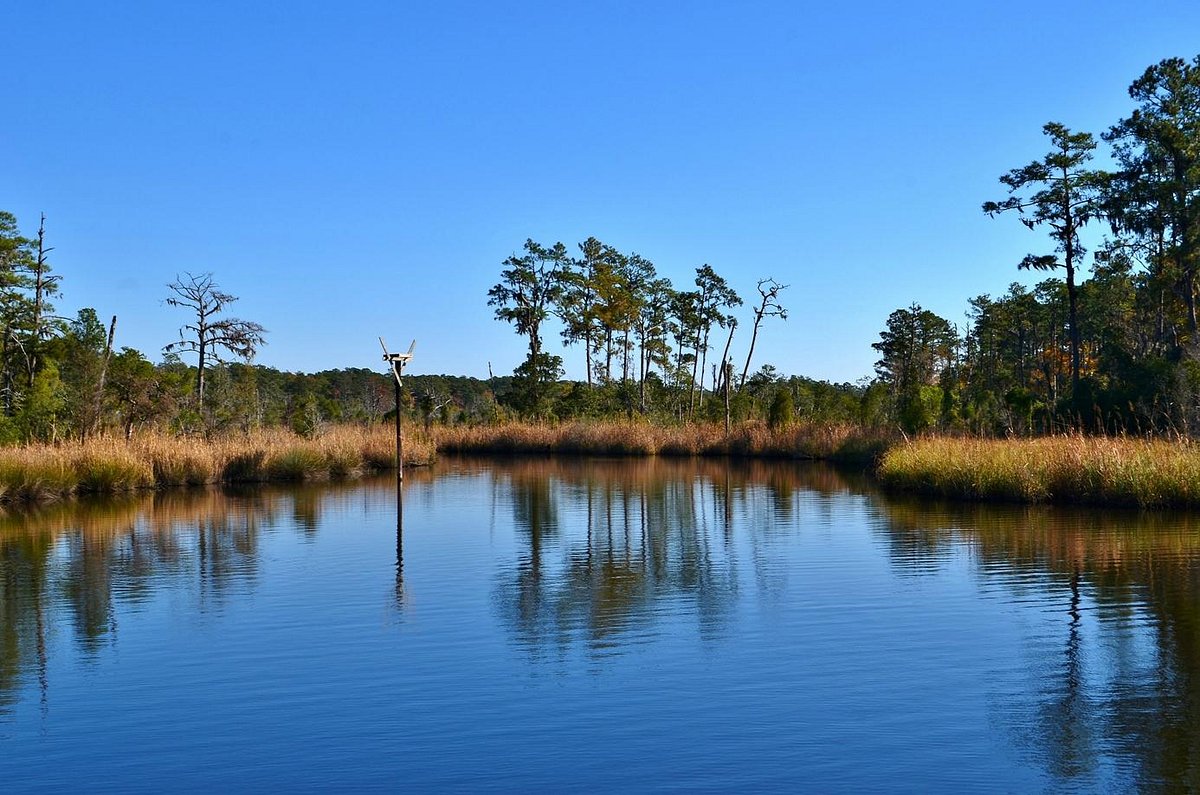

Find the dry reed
[[433, 421, 891, 463], [0, 425, 435, 503], [10, 420, 1196, 509], [878, 435, 1200, 507]]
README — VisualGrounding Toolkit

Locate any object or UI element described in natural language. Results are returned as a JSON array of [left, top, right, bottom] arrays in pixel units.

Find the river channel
[[1, 456, 1198, 791]]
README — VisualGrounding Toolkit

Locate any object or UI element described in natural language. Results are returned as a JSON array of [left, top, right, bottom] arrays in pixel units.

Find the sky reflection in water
[[0, 458, 1198, 791]]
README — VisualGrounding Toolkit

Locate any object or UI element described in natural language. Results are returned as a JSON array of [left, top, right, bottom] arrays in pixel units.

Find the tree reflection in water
[[5, 459, 1200, 789], [875, 496, 1200, 789], [487, 457, 847, 655], [0, 483, 354, 717], [486, 458, 1200, 787]]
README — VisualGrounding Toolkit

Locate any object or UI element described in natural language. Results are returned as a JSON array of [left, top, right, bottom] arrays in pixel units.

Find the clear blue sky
[[6, 1, 1200, 383]]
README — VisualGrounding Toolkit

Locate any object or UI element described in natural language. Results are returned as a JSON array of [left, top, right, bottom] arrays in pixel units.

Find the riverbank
[[0, 426, 434, 502], [434, 421, 891, 464], [0, 420, 887, 503], [438, 423, 1200, 508], [877, 435, 1200, 508], [7, 422, 1200, 509]]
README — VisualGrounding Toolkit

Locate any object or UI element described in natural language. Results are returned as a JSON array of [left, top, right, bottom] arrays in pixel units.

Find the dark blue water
[[1, 457, 1197, 791]]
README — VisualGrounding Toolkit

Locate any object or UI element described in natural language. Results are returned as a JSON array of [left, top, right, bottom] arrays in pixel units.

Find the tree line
[[488, 237, 807, 422], [488, 54, 1200, 437], [18, 54, 1197, 441], [0, 209, 859, 440], [871, 55, 1200, 435], [0, 218, 494, 440]]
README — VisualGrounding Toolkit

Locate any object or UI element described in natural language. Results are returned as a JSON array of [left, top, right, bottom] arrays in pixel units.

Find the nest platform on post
[[379, 337, 416, 481]]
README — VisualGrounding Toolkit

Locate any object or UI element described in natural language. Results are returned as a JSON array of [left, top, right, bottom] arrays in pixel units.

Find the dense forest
[[881, 55, 1200, 435], [488, 55, 1200, 436], [0, 221, 863, 441], [4, 54, 1199, 443], [0, 220, 517, 441]]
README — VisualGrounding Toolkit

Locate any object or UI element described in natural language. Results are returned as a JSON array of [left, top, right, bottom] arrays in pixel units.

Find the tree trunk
[[1063, 200, 1082, 406], [1186, 282, 1199, 338], [584, 324, 593, 388], [717, 322, 736, 393], [740, 314, 763, 389], [638, 321, 647, 413], [724, 361, 732, 434], [0, 322, 9, 416], [604, 328, 613, 383], [28, 214, 51, 390], [622, 327, 631, 384], [197, 337, 207, 408], [689, 330, 702, 417], [88, 316, 117, 439], [672, 335, 684, 417], [1066, 267, 1081, 402]]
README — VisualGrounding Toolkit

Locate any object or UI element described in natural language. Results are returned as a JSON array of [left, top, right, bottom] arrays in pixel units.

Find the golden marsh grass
[[432, 420, 891, 463], [15, 421, 1195, 510], [0, 425, 435, 503], [878, 435, 1200, 507]]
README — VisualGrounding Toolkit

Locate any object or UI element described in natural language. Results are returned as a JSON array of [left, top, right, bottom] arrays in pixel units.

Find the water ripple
[[0, 464, 1198, 791]]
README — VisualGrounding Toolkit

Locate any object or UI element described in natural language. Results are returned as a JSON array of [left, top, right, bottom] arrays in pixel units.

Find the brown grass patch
[[878, 435, 1200, 507], [0, 424, 434, 503], [433, 421, 891, 463]]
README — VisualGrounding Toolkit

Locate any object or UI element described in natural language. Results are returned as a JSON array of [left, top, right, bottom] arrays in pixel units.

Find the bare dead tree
[[164, 272, 266, 408], [739, 278, 789, 389], [418, 389, 454, 431], [25, 213, 62, 389]]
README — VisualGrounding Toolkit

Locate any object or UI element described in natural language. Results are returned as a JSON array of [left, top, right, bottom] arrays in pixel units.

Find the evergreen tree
[[984, 122, 1106, 404], [488, 239, 569, 417]]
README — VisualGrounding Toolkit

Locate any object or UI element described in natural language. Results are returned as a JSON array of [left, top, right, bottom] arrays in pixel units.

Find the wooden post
[[395, 374, 403, 482], [380, 337, 415, 485]]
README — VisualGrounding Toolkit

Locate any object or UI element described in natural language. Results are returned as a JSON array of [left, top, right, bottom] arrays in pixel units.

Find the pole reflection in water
[[4, 461, 1200, 790], [395, 472, 404, 609]]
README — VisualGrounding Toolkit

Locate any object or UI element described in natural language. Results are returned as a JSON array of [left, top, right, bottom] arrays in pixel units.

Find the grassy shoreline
[[6, 422, 1200, 510], [0, 425, 435, 503], [0, 420, 889, 504], [434, 421, 890, 463], [437, 423, 1200, 508], [876, 435, 1200, 508]]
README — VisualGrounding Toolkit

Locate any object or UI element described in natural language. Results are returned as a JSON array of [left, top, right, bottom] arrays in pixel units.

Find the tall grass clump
[[222, 450, 268, 482], [318, 435, 362, 479], [433, 420, 894, 463], [0, 424, 435, 504], [0, 452, 77, 502], [558, 422, 660, 455], [878, 435, 1200, 507], [712, 422, 893, 463], [265, 446, 328, 481], [354, 424, 434, 472], [73, 439, 155, 493], [437, 421, 673, 456], [135, 435, 220, 486], [436, 423, 559, 454]]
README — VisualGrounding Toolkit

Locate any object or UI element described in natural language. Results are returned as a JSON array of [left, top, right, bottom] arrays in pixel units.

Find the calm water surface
[[2, 457, 1199, 791]]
